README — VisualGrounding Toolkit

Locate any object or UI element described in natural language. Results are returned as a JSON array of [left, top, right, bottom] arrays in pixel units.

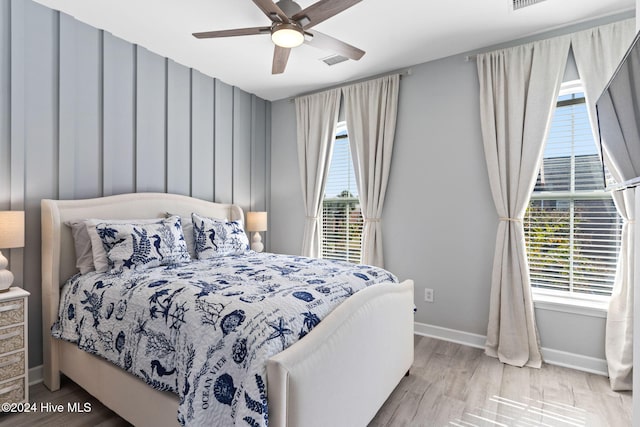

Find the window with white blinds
[[524, 81, 622, 297], [322, 122, 363, 263]]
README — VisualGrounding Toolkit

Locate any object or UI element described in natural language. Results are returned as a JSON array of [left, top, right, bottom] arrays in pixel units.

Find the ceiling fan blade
[[293, 0, 361, 29], [193, 27, 270, 39], [305, 30, 365, 60], [252, 0, 290, 23], [272, 45, 291, 74]]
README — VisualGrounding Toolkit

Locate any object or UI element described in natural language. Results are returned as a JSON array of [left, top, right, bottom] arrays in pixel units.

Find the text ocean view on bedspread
[[51, 252, 398, 426]]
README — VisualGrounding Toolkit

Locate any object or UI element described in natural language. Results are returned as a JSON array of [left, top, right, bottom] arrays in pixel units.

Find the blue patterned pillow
[[96, 216, 191, 272], [191, 212, 250, 259]]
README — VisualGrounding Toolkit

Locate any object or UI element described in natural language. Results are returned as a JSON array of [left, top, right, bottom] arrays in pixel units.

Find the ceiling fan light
[[271, 24, 304, 48]]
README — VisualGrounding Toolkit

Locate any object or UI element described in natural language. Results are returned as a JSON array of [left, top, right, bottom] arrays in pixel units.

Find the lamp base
[[250, 232, 264, 253], [0, 250, 14, 293]]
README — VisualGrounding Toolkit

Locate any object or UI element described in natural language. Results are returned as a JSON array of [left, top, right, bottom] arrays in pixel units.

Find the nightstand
[[0, 287, 29, 405]]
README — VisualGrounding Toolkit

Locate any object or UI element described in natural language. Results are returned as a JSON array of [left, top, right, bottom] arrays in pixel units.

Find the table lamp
[[0, 211, 25, 292], [245, 211, 267, 252]]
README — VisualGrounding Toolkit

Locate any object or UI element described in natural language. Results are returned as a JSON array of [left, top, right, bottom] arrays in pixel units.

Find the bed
[[41, 192, 414, 427]]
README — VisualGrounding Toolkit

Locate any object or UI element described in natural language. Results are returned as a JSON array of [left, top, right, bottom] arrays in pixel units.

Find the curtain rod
[[287, 67, 412, 102], [464, 16, 634, 63]]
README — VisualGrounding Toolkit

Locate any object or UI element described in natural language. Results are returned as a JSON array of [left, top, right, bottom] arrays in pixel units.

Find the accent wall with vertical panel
[[0, 0, 271, 370]]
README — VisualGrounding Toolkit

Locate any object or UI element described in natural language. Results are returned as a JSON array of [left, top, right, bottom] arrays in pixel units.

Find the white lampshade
[[246, 212, 268, 232], [0, 211, 25, 249], [0, 211, 24, 292]]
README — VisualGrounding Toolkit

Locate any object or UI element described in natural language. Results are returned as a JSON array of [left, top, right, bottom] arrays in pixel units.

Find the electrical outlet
[[424, 288, 434, 303]]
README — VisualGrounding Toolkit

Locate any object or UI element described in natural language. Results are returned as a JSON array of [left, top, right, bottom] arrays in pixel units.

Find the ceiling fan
[[192, 0, 365, 74]]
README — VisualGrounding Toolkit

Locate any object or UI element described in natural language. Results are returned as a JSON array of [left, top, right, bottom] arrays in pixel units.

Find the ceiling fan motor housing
[[276, 0, 302, 17]]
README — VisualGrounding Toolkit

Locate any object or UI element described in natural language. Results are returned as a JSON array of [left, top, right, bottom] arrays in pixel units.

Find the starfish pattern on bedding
[[266, 316, 293, 351]]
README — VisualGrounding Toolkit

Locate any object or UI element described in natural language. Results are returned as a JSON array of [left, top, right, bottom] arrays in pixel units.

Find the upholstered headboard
[[41, 192, 243, 288], [41, 193, 243, 385]]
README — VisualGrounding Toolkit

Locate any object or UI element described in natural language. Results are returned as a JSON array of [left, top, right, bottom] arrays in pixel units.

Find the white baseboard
[[29, 365, 43, 386], [414, 321, 608, 377], [414, 322, 486, 349], [540, 348, 608, 376]]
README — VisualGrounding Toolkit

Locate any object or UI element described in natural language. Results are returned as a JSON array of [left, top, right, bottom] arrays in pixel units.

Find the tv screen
[[596, 30, 640, 190]]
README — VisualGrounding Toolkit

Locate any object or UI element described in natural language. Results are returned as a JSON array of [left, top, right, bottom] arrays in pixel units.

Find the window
[[524, 81, 623, 298], [322, 122, 363, 263]]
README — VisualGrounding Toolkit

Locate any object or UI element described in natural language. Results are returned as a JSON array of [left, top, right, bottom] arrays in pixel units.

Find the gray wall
[[271, 55, 497, 336], [0, 0, 271, 368], [270, 13, 634, 361]]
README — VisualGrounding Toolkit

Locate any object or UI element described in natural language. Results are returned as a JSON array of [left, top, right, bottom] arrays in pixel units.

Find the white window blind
[[524, 83, 622, 297], [322, 123, 363, 263]]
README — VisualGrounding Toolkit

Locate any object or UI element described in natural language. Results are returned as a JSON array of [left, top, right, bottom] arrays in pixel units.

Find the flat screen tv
[[596, 29, 640, 190]]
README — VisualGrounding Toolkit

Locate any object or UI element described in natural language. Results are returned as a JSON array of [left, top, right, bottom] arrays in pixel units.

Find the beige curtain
[[570, 18, 636, 390], [295, 89, 341, 258], [478, 36, 571, 368], [342, 75, 400, 268]]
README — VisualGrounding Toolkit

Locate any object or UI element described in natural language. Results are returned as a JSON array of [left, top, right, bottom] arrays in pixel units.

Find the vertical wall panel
[[57, 13, 74, 199], [136, 47, 166, 192], [3, 1, 271, 369], [9, 0, 25, 291], [191, 70, 214, 201], [22, 0, 59, 369], [10, 0, 25, 213], [215, 80, 234, 204], [265, 102, 272, 251], [0, 1, 10, 209], [251, 96, 268, 249], [251, 96, 267, 212], [103, 32, 135, 196], [167, 60, 191, 196], [59, 15, 102, 199], [233, 87, 252, 211]]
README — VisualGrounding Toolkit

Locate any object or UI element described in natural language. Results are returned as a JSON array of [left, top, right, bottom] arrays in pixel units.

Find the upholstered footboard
[[267, 279, 414, 427], [50, 280, 414, 427]]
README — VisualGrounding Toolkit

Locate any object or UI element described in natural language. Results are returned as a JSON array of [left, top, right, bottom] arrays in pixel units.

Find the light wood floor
[[370, 336, 631, 427], [0, 336, 631, 427]]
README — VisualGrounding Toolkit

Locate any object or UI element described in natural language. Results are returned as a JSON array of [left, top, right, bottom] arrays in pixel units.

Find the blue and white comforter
[[52, 252, 397, 426]]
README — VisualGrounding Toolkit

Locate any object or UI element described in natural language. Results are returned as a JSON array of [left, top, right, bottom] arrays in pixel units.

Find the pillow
[[65, 220, 95, 274], [191, 212, 250, 259], [95, 216, 191, 272], [86, 217, 162, 273], [165, 212, 196, 259]]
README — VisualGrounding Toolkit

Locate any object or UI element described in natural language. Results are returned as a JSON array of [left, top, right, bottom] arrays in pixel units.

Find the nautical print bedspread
[[52, 252, 398, 426]]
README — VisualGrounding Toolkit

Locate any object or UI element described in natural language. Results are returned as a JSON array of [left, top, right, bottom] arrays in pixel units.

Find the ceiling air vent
[[513, 0, 546, 10], [321, 54, 349, 66]]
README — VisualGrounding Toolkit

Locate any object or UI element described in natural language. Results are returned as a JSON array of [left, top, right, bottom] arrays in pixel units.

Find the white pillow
[[165, 212, 236, 260], [165, 212, 196, 259], [86, 217, 163, 273], [191, 212, 250, 259], [96, 216, 191, 272]]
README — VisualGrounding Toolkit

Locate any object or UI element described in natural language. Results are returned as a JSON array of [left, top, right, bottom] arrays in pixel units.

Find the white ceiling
[[33, 0, 635, 101]]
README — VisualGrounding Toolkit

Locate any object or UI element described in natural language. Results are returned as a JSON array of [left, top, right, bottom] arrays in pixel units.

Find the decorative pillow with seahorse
[[96, 216, 191, 272], [191, 212, 250, 259]]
